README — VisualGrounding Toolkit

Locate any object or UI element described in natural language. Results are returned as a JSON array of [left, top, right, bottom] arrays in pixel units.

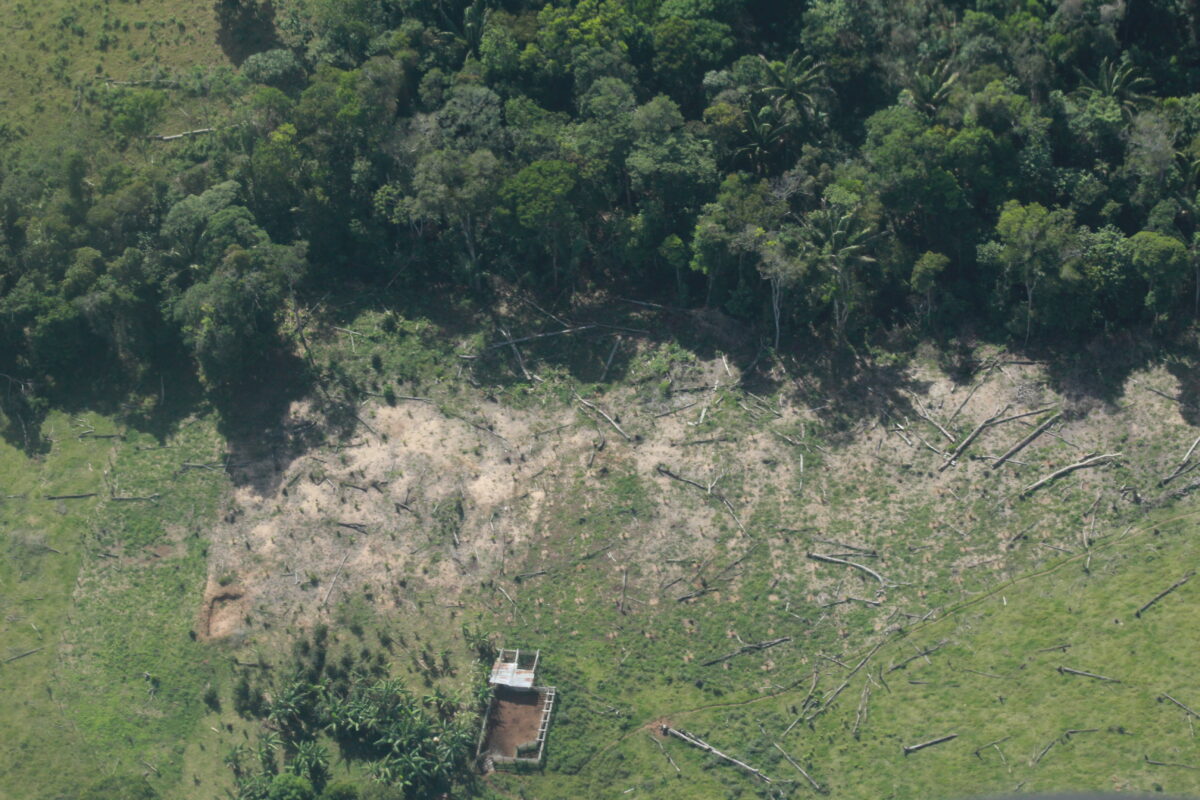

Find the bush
[[268, 772, 315, 800], [242, 49, 306, 92]]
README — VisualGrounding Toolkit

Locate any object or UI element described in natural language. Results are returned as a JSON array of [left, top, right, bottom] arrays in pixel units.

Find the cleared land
[[3, 299, 1200, 798]]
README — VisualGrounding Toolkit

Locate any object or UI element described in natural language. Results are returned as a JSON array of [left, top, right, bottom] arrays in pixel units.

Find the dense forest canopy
[[3, 0, 1200, 425]]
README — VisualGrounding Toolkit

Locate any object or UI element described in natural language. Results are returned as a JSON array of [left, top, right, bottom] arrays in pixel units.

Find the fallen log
[[321, 552, 351, 607], [772, 743, 824, 793], [990, 412, 1062, 470], [486, 324, 598, 349], [1031, 738, 1057, 766], [903, 733, 957, 755], [938, 406, 1009, 472], [657, 465, 744, 532], [663, 727, 771, 783], [1057, 665, 1120, 682], [647, 734, 681, 773], [1161, 693, 1200, 719], [45, 493, 98, 500], [806, 552, 890, 585], [1135, 571, 1194, 618], [1021, 453, 1121, 498], [701, 637, 792, 667], [575, 392, 634, 442], [1145, 755, 1199, 769], [146, 127, 214, 141], [852, 681, 871, 739], [973, 735, 1012, 758], [1160, 434, 1200, 485], [3, 647, 44, 664], [887, 640, 949, 673]]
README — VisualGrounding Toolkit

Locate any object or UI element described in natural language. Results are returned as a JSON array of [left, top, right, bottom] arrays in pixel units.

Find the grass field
[[0, 411, 226, 798], [0, 0, 227, 139]]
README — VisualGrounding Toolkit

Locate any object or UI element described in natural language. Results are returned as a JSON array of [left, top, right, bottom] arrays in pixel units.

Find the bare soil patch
[[199, 578, 249, 639], [481, 686, 545, 757]]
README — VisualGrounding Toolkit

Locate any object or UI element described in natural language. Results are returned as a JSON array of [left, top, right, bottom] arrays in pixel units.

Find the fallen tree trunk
[[807, 552, 889, 585], [1135, 571, 1195, 618], [903, 733, 957, 755], [938, 406, 1009, 472], [663, 727, 771, 783], [146, 127, 214, 141], [576, 392, 634, 442], [701, 637, 791, 667], [772, 743, 824, 793], [1021, 453, 1121, 498], [1056, 665, 1120, 682], [1161, 433, 1200, 485], [990, 412, 1062, 470]]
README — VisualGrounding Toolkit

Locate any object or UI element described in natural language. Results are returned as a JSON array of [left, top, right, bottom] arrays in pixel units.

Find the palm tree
[[905, 58, 960, 116], [798, 207, 877, 343], [735, 105, 796, 175], [758, 52, 829, 126], [1074, 57, 1153, 120], [289, 740, 329, 789]]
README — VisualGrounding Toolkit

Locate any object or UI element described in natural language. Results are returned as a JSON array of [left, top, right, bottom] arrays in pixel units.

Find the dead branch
[[806, 552, 890, 585], [648, 734, 681, 773], [485, 324, 598, 349], [908, 395, 956, 443], [1135, 571, 1195, 618], [782, 671, 822, 735], [887, 640, 948, 673], [1161, 434, 1200, 485], [701, 637, 791, 667], [852, 681, 871, 739], [903, 733, 957, 755], [991, 412, 1063, 470], [1021, 453, 1121, 497], [656, 465, 744, 532], [1162, 693, 1200, 719], [938, 405, 1010, 472], [321, 552, 351, 607], [146, 127, 214, 141], [821, 596, 881, 608], [496, 584, 526, 622], [336, 522, 368, 534], [1145, 755, 1199, 769], [1031, 738, 1056, 766], [990, 406, 1058, 427], [1057, 665, 1120, 682], [663, 727, 772, 783], [656, 400, 700, 418], [575, 392, 634, 442], [811, 537, 876, 555], [111, 494, 161, 502], [676, 587, 717, 603], [772, 743, 824, 793], [3, 647, 43, 663], [973, 736, 1012, 758], [45, 493, 98, 500]]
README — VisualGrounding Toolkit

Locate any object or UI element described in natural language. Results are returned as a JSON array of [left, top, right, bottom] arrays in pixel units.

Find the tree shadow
[[213, 348, 325, 499], [1037, 327, 1167, 413], [214, 0, 282, 66]]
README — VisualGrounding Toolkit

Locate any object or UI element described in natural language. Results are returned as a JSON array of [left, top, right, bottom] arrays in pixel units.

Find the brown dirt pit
[[481, 686, 546, 758], [199, 580, 249, 640]]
